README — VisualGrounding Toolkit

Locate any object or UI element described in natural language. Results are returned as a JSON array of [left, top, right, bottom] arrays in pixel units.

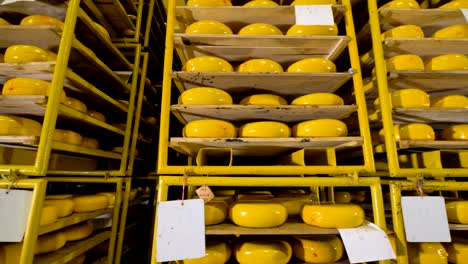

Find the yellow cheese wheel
[[205, 201, 229, 225], [334, 191, 352, 203], [0, 243, 22, 264], [236, 193, 274, 200], [67, 254, 86, 264], [20, 15, 64, 30], [63, 222, 94, 241], [301, 204, 365, 228], [93, 22, 111, 42], [179, 87, 233, 105], [2, 77, 66, 103], [386, 54, 424, 71], [240, 94, 287, 105], [239, 121, 290, 138], [291, 0, 336, 4], [440, 0, 468, 8], [432, 24, 468, 38], [381, 0, 420, 8], [442, 125, 468, 140], [293, 235, 344, 263], [81, 137, 99, 149], [446, 201, 468, 224], [271, 196, 316, 216], [229, 201, 287, 228], [46, 194, 73, 200], [408, 243, 448, 264], [35, 232, 67, 254], [44, 199, 75, 218], [287, 24, 338, 36], [431, 95, 468, 108], [87, 111, 106, 123], [445, 239, 468, 264], [287, 58, 336, 73], [53, 129, 83, 146], [237, 59, 283, 73], [351, 190, 367, 203], [46, 51, 57, 61], [64, 97, 87, 113], [4, 45, 49, 63], [400, 123, 435, 141], [244, 0, 279, 6], [291, 93, 343, 105], [183, 56, 233, 72], [183, 119, 237, 138], [185, 20, 233, 35], [376, 88, 430, 108], [0, 115, 42, 136], [292, 119, 348, 137], [238, 23, 282, 36], [129, 189, 138, 201], [425, 54, 468, 70], [178, 241, 231, 264], [235, 240, 292, 264], [212, 196, 235, 204], [0, 17, 10, 25], [381, 25, 424, 39], [186, 0, 232, 6], [97, 192, 116, 207], [40, 205, 59, 226], [72, 195, 109, 213]]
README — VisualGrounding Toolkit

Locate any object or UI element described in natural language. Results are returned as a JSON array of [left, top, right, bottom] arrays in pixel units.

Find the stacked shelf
[[157, 0, 375, 176], [360, 3, 468, 177]]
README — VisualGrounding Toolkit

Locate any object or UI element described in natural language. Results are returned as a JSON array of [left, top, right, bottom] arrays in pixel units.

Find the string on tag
[[415, 178, 425, 196], [181, 172, 188, 206], [1, 172, 19, 194]]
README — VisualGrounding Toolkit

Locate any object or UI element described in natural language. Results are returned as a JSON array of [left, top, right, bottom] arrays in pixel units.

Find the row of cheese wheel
[[0, 14, 110, 41], [183, 119, 348, 138], [381, 24, 468, 40], [380, 0, 468, 9], [366, 53, 468, 72], [172, 236, 344, 264], [372, 89, 468, 109], [183, 56, 337, 73], [373, 123, 468, 144], [179, 88, 344, 106], [186, 0, 337, 7], [185, 20, 338, 36]]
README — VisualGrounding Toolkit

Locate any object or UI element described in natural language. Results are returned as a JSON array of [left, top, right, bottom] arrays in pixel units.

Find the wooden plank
[[0, 25, 61, 50], [0, 136, 39, 146], [171, 104, 357, 123], [393, 108, 468, 124], [174, 35, 350, 63], [94, 0, 135, 34], [0, 0, 67, 21], [399, 140, 468, 150], [205, 219, 338, 235], [170, 137, 363, 157], [35, 231, 110, 264], [383, 38, 468, 58], [0, 95, 47, 115], [450, 224, 468, 230], [175, 6, 346, 32], [174, 72, 354, 97], [380, 8, 466, 36], [52, 141, 122, 159], [39, 208, 113, 235], [388, 70, 468, 94]]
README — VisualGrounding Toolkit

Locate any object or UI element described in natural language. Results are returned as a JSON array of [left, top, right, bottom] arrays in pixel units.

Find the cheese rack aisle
[[362, 0, 468, 178]]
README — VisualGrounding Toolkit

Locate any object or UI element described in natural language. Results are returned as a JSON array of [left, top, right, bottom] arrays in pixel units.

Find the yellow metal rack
[[157, 0, 375, 176], [364, 0, 468, 177]]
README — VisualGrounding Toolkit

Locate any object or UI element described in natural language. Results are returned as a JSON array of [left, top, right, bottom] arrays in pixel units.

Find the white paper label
[[0, 189, 33, 242], [338, 221, 396, 263], [401, 196, 451, 242], [156, 199, 205, 262], [461, 9, 468, 21], [294, 5, 335, 26]]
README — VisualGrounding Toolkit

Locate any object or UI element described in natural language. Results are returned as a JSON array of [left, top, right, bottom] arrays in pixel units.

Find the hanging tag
[[338, 220, 396, 263], [401, 196, 451, 242], [196, 185, 214, 203], [156, 199, 205, 262], [0, 189, 33, 242], [461, 9, 468, 21], [294, 5, 335, 26]]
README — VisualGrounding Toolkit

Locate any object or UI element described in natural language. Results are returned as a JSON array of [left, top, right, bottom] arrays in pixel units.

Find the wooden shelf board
[[174, 71, 354, 97], [380, 8, 467, 36], [0, 25, 61, 50], [39, 208, 113, 235], [93, 0, 135, 34], [398, 140, 468, 150], [171, 104, 357, 123], [383, 38, 468, 58], [450, 224, 468, 230], [175, 5, 346, 32], [388, 70, 468, 94], [0, 62, 128, 113], [206, 219, 338, 235], [35, 231, 110, 264], [170, 137, 363, 157], [393, 108, 468, 124], [174, 34, 350, 63]]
